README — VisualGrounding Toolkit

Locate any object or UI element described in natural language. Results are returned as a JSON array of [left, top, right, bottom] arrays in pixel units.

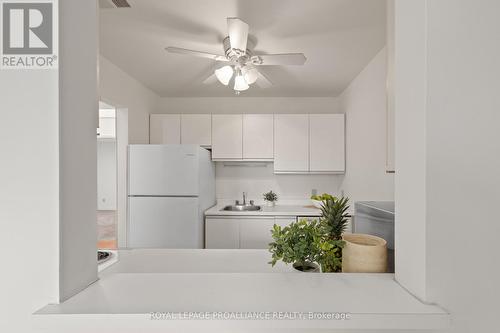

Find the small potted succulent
[[263, 190, 278, 207], [269, 219, 322, 272]]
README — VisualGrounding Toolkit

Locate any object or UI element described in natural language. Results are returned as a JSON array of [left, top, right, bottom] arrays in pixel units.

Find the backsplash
[[215, 162, 343, 205]]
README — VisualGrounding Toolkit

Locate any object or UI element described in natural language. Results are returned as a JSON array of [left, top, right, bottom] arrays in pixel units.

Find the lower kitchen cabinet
[[205, 218, 239, 249], [205, 216, 297, 249], [239, 217, 275, 249]]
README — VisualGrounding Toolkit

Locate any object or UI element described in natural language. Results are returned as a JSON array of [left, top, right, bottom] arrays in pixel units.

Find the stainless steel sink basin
[[222, 205, 262, 211]]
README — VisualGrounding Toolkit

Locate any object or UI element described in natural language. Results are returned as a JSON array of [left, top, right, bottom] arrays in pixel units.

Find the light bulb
[[214, 65, 233, 86], [234, 74, 249, 91], [242, 66, 259, 85]]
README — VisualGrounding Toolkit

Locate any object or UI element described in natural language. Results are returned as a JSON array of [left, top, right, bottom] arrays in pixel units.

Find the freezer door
[[128, 197, 201, 248], [128, 145, 199, 196]]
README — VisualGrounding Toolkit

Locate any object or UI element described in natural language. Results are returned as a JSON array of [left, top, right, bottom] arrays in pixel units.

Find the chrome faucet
[[235, 192, 253, 206], [234, 192, 255, 207]]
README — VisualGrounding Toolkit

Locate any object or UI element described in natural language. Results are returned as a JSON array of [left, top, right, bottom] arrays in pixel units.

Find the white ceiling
[[99, 0, 386, 97]]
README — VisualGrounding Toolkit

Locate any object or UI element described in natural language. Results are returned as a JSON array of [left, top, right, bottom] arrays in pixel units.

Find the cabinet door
[[274, 217, 296, 228], [309, 114, 345, 173], [212, 114, 243, 159], [239, 218, 276, 249], [150, 114, 180, 144], [205, 218, 239, 249], [242, 114, 274, 160], [274, 114, 309, 173], [181, 114, 212, 147]]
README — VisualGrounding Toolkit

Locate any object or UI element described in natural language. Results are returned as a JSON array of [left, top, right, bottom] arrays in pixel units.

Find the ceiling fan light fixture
[[234, 74, 249, 91], [214, 65, 234, 86], [165, 17, 306, 93], [242, 66, 258, 85]]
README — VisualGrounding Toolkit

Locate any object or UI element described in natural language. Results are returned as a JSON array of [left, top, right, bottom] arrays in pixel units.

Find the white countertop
[[35, 249, 449, 331], [205, 204, 322, 217]]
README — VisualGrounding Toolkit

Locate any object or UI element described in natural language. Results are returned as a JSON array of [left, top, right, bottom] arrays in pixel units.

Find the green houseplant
[[268, 196, 350, 273], [269, 219, 322, 272], [318, 197, 350, 272], [263, 190, 278, 207]]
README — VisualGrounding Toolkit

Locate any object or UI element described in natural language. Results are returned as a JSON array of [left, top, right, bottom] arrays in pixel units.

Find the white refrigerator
[[127, 145, 215, 248]]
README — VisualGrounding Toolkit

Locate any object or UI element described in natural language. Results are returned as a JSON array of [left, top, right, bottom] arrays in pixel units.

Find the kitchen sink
[[221, 205, 262, 212]]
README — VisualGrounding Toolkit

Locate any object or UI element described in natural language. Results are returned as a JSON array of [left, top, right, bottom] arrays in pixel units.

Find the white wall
[[424, 0, 500, 332], [393, 0, 428, 300], [58, 0, 99, 302], [0, 69, 59, 332], [99, 56, 159, 144], [339, 47, 394, 204], [216, 163, 343, 204], [0, 0, 98, 331], [392, 1, 500, 332], [157, 97, 340, 115], [116, 108, 129, 248]]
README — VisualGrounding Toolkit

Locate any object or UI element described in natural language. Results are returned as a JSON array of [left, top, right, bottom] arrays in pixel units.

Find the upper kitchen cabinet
[[309, 114, 345, 173], [181, 114, 212, 147], [212, 114, 243, 160], [242, 114, 274, 160], [150, 114, 180, 144], [274, 114, 309, 173]]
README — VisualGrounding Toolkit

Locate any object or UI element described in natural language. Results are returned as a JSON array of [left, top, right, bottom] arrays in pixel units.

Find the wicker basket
[[342, 233, 388, 273]]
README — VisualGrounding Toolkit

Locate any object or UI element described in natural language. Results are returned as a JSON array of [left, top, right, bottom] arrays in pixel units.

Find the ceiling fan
[[166, 18, 306, 94]]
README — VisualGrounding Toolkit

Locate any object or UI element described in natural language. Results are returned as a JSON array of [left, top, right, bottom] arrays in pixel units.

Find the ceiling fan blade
[[252, 53, 307, 66], [227, 18, 249, 52], [256, 71, 273, 88], [165, 47, 227, 62], [202, 73, 218, 85]]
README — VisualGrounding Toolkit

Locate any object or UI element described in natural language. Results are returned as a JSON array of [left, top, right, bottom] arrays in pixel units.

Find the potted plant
[[318, 197, 350, 272], [310, 193, 336, 208], [268, 219, 322, 272], [263, 190, 278, 207], [268, 197, 351, 273]]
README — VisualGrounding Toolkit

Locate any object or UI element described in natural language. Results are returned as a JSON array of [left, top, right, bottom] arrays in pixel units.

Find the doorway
[[97, 101, 118, 249]]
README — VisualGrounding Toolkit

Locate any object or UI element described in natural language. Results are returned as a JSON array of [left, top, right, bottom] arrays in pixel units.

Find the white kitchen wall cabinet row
[[211, 114, 274, 161], [274, 114, 345, 174], [273, 114, 309, 172], [211, 114, 244, 159], [150, 114, 211, 147], [243, 114, 274, 160], [150, 114, 181, 144], [181, 114, 212, 147], [150, 113, 345, 173]]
